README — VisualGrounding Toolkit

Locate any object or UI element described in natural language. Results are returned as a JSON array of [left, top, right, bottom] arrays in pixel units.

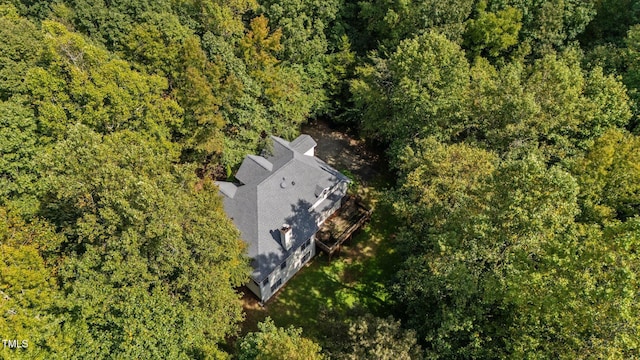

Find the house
[[216, 135, 350, 302]]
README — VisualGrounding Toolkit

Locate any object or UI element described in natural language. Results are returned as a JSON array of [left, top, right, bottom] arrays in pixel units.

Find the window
[[302, 251, 310, 263], [270, 278, 282, 293], [301, 238, 312, 251], [262, 278, 269, 287], [280, 261, 287, 270]]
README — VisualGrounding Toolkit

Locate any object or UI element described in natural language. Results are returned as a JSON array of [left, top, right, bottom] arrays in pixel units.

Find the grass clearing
[[239, 184, 402, 341]]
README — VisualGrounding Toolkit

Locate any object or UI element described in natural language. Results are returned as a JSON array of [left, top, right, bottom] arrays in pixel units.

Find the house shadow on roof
[[251, 249, 289, 282], [283, 199, 320, 242], [252, 199, 320, 281], [268, 229, 281, 243]]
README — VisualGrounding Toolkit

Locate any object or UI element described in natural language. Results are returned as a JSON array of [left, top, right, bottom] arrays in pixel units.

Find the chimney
[[279, 224, 293, 251]]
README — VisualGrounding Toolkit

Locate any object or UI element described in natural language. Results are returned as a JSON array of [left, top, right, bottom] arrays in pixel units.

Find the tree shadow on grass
[[339, 194, 403, 314], [240, 185, 401, 343], [240, 249, 387, 340]]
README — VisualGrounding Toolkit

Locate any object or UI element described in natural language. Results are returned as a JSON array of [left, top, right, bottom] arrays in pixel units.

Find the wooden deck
[[315, 195, 372, 260]]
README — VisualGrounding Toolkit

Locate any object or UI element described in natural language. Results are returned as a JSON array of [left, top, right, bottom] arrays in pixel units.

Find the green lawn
[[240, 186, 402, 340]]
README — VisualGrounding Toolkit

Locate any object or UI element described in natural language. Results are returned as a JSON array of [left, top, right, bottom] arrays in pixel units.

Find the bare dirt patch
[[301, 120, 383, 185]]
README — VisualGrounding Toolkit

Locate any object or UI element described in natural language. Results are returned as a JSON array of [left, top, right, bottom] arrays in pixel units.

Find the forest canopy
[[0, 0, 639, 358]]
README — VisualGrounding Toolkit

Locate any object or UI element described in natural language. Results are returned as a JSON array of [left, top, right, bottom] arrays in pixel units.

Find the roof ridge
[[246, 154, 273, 171], [256, 157, 296, 188], [257, 136, 300, 186]]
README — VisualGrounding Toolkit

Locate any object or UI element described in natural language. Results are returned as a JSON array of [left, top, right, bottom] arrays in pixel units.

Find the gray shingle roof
[[217, 181, 238, 198], [289, 134, 317, 154], [216, 135, 348, 282], [235, 155, 274, 185]]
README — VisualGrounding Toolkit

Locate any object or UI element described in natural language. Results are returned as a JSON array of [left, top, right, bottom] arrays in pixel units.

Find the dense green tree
[[625, 24, 640, 85], [239, 16, 325, 124], [324, 35, 357, 120], [239, 15, 283, 70], [259, 0, 342, 63], [392, 146, 640, 358], [198, 17, 319, 166], [525, 51, 630, 154], [352, 33, 629, 160], [465, 57, 538, 150], [351, 32, 470, 158], [394, 138, 498, 231], [0, 208, 74, 359], [60, 0, 253, 52], [572, 129, 640, 222], [258, 0, 350, 118], [486, 0, 597, 54], [121, 15, 232, 160], [200, 32, 268, 166], [0, 0, 51, 19], [238, 318, 324, 360], [582, 42, 628, 77], [464, 1, 522, 59], [173, 0, 258, 38], [580, 0, 640, 46], [316, 309, 423, 360], [0, 101, 42, 215], [505, 219, 640, 358], [390, 142, 503, 357], [624, 24, 640, 130], [26, 21, 182, 141], [173, 35, 226, 157], [120, 13, 190, 78], [61, 0, 172, 49], [357, 0, 474, 49], [0, 6, 43, 100], [341, 314, 422, 360], [9, 0, 334, 170], [34, 125, 249, 357], [466, 51, 631, 158], [1, 244, 62, 359]]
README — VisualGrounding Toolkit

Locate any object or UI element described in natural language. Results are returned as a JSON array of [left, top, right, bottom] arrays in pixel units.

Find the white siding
[[258, 237, 317, 302], [317, 199, 341, 226], [303, 147, 315, 156], [316, 182, 348, 226], [246, 278, 263, 301]]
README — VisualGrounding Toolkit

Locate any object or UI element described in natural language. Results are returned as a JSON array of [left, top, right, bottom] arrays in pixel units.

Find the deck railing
[[315, 196, 372, 260]]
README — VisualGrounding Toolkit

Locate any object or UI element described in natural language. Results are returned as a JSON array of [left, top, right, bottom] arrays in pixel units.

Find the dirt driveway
[[301, 120, 384, 185]]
